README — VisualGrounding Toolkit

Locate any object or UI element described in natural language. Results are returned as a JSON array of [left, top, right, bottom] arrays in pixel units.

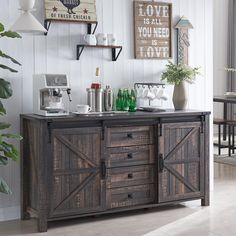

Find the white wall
[[213, 0, 229, 120], [0, 0, 213, 221]]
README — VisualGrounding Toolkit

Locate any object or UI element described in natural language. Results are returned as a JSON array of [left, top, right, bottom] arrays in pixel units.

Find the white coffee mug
[[96, 33, 108, 46], [77, 105, 91, 113], [107, 34, 117, 46], [84, 34, 97, 45]]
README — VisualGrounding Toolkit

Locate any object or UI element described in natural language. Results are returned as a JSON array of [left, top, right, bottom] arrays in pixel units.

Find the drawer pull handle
[[127, 133, 133, 139], [127, 153, 133, 159], [128, 194, 133, 199], [128, 173, 133, 179]]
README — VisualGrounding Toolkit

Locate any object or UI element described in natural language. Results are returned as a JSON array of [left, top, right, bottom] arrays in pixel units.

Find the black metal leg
[[218, 124, 221, 156], [223, 102, 227, 140], [232, 126, 235, 154], [229, 125, 231, 157]]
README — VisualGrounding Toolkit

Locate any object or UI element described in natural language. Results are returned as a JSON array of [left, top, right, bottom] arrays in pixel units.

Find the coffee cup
[[77, 105, 91, 113], [84, 34, 97, 45], [107, 34, 117, 46], [96, 33, 108, 46]]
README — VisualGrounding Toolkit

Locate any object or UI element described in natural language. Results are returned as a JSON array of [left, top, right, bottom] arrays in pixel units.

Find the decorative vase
[[172, 81, 187, 110]]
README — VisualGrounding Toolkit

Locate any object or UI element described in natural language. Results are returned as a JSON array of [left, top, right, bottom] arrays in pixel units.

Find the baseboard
[[0, 206, 20, 221]]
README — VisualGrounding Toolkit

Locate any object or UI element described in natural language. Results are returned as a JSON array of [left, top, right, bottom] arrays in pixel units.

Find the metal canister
[[104, 85, 114, 111], [87, 88, 96, 112], [96, 88, 104, 112]]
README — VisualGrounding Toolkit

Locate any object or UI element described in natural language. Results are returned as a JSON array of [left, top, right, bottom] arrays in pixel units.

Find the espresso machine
[[33, 74, 72, 116]]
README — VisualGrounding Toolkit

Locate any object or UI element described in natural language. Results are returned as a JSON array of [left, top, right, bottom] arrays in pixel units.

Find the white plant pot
[[19, 0, 35, 11]]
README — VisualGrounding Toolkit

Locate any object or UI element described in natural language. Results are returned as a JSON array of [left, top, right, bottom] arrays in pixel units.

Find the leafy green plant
[[161, 61, 200, 85], [0, 22, 22, 194]]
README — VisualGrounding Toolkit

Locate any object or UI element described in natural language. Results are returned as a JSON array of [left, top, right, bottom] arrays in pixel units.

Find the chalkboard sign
[[45, 0, 97, 22], [133, 1, 172, 59]]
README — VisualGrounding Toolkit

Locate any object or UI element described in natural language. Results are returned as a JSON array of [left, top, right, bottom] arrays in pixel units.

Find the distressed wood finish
[[133, 1, 172, 59], [106, 126, 154, 147], [21, 111, 210, 232], [107, 145, 155, 168], [106, 184, 155, 209], [107, 165, 154, 189], [50, 127, 104, 217], [158, 122, 205, 203]]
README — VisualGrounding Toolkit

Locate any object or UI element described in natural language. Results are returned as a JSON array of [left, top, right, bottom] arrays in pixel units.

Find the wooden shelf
[[44, 19, 98, 36], [76, 45, 123, 61]]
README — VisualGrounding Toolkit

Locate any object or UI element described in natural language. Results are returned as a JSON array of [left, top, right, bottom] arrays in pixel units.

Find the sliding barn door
[[49, 127, 105, 217], [158, 122, 205, 203]]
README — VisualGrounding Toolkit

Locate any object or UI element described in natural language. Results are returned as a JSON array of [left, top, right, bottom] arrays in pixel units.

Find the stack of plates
[[224, 92, 236, 98]]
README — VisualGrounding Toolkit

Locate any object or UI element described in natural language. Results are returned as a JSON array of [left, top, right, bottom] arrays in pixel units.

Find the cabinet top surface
[[21, 110, 210, 122]]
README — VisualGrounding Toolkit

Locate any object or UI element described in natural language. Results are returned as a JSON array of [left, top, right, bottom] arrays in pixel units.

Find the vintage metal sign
[[133, 1, 172, 59], [45, 0, 97, 22]]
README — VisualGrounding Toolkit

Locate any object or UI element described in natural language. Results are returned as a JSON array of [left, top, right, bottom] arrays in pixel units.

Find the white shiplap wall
[[0, 0, 213, 221], [213, 0, 229, 120]]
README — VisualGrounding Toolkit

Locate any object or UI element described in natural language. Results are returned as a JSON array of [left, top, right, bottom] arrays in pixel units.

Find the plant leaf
[[0, 23, 4, 33], [2, 142, 19, 161], [0, 31, 21, 38], [0, 155, 8, 165], [0, 79, 13, 99], [0, 64, 18, 73], [0, 50, 21, 66], [0, 122, 11, 130], [2, 134, 23, 140], [0, 100, 6, 115], [0, 177, 12, 194]]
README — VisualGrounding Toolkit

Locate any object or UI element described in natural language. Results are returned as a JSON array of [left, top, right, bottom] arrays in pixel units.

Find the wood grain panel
[[106, 184, 155, 209], [107, 145, 155, 168], [158, 122, 204, 203], [49, 127, 104, 217], [106, 126, 154, 147], [107, 165, 154, 189]]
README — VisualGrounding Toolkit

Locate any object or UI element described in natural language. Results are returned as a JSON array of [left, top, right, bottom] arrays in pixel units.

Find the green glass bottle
[[123, 89, 130, 111], [116, 89, 124, 111], [129, 89, 137, 112]]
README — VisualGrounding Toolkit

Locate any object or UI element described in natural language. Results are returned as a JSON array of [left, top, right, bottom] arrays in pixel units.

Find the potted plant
[[0, 22, 22, 194], [161, 60, 200, 110]]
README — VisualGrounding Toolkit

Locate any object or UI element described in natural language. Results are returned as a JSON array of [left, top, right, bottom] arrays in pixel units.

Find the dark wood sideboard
[[20, 110, 210, 232]]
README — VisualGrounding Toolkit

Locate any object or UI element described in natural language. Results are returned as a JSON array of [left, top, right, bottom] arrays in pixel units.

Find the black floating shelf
[[76, 45, 123, 61], [44, 19, 98, 36]]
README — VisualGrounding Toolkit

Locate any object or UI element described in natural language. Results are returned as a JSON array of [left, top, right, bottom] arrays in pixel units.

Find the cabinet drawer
[[107, 145, 155, 168], [107, 166, 154, 188], [106, 126, 154, 147], [107, 184, 155, 209]]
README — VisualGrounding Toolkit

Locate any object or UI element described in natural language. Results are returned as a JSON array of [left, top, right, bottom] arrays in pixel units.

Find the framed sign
[[45, 0, 97, 22], [133, 1, 172, 59]]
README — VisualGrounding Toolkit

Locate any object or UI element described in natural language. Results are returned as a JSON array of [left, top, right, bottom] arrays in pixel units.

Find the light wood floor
[[0, 163, 235, 236]]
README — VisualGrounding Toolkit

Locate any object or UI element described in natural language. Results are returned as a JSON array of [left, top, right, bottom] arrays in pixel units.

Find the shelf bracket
[[87, 22, 98, 34], [112, 47, 122, 61], [44, 20, 51, 36], [77, 45, 85, 60]]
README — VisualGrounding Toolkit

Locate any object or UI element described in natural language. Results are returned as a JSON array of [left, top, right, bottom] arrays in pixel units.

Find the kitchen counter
[[21, 109, 210, 122]]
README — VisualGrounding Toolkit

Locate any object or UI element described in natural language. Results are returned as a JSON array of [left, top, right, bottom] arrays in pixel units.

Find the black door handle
[[101, 160, 106, 178], [159, 154, 164, 172]]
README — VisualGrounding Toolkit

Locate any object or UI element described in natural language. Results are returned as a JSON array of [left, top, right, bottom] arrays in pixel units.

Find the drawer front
[[107, 184, 155, 209], [107, 145, 155, 168], [106, 126, 154, 147], [107, 166, 154, 188]]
